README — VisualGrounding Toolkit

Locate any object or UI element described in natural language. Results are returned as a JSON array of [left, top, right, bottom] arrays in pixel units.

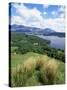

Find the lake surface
[[37, 35, 65, 50]]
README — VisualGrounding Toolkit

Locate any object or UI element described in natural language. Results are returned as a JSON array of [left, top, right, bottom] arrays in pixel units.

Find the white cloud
[[58, 6, 65, 12], [43, 18, 65, 32], [11, 16, 27, 25], [58, 6, 65, 18], [11, 4, 65, 32], [13, 3, 41, 19], [43, 4, 49, 8], [59, 13, 65, 18], [11, 16, 22, 25], [12, 3, 44, 27]]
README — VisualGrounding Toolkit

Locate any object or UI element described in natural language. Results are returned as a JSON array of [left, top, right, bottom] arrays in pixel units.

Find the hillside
[[11, 52, 65, 87], [11, 32, 65, 62], [10, 32, 65, 87]]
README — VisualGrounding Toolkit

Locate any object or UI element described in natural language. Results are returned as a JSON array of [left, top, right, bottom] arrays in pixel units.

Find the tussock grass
[[11, 54, 65, 87], [39, 60, 58, 84], [11, 57, 36, 87], [23, 57, 36, 71], [35, 58, 45, 70], [35, 56, 48, 70]]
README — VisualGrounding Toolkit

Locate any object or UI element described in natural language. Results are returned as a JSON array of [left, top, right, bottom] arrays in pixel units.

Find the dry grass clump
[[23, 57, 36, 71], [11, 56, 61, 87], [36, 56, 48, 70], [11, 57, 36, 87], [38, 60, 59, 84], [45, 60, 58, 83], [35, 57, 47, 70]]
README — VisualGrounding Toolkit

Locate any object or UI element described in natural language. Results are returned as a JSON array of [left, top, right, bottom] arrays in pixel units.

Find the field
[[11, 52, 39, 68], [10, 32, 65, 87], [11, 52, 65, 87]]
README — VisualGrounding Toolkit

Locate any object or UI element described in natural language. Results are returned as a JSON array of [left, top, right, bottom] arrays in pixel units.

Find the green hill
[[11, 32, 65, 62], [10, 32, 65, 87], [11, 52, 65, 87]]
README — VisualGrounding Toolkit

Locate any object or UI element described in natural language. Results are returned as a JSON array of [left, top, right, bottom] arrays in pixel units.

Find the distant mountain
[[38, 28, 55, 35], [9, 24, 55, 34], [9, 24, 65, 37], [46, 32, 65, 37]]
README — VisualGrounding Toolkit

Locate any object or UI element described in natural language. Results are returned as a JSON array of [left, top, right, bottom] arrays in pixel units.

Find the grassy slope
[[11, 52, 65, 86], [11, 52, 64, 67], [11, 52, 45, 68], [10, 32, 65, 86]]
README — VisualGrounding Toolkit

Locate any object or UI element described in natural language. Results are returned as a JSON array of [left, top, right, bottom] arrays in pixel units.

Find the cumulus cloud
[[57, 6, 65, 18], [11, 3, 65, 32], [11, 3, 44, 27], [59, 13, 65, 18], [43, 4, 49, 9], [13, 3, 41, 19], [43, 18, 65, 32], [11, 16, 22, 25]]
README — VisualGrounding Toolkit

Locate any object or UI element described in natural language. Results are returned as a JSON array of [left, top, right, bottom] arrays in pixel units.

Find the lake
[[37, 35, 65, 50]]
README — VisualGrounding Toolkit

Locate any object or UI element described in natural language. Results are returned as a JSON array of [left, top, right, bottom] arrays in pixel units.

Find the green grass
[[11, 52, 41, 68], [10, 52, 65, 87]]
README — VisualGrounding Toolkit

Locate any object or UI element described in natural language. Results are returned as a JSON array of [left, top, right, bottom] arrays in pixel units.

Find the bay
[[37, 35, 65, 50]]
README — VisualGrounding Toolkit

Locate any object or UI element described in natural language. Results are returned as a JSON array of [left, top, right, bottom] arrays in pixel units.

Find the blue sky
[[9, 3, 65, 32]]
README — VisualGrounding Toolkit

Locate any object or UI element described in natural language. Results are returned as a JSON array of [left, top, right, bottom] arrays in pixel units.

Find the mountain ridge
[[9, 24, 65, 37]]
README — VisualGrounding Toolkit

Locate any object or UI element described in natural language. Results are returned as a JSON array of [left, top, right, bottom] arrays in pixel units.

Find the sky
[[9, 3, 65, 32]]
